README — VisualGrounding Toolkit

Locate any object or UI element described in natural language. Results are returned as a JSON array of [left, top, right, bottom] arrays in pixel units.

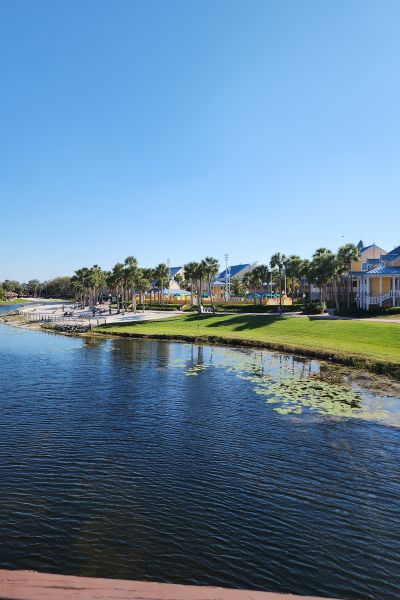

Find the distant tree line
[[0, 243, 360, 310], [0, 277, 75, 301]]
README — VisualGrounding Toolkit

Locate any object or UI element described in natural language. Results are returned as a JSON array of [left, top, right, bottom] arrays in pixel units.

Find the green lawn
[[0, 298, 31, 305], [95, 314, 400, 376]]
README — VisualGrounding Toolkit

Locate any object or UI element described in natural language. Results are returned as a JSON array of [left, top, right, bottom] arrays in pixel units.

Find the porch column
[[366, 277, 370, 310], [379, 276, 383, 307], [393, 276, 396, 307]]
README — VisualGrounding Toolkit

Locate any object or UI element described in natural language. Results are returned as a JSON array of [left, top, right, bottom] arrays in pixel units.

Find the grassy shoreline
[[0, 298, 32, 305], [94, 314, 400, 379]]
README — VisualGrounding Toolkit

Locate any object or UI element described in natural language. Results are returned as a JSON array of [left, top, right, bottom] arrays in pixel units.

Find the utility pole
[[224, 253, 230, 304]]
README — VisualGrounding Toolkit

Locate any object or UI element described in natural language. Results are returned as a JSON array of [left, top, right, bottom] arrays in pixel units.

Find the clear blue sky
[[1, 0, 399, 281]]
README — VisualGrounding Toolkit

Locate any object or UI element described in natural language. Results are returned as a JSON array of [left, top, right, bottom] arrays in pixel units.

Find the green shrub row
[[135, 303, 183, 311], [214, 304, 303, 313], [335, 306, 400, 317]]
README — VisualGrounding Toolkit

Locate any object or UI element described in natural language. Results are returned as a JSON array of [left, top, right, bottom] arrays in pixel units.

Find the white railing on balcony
[[367, 290, 400, 305]]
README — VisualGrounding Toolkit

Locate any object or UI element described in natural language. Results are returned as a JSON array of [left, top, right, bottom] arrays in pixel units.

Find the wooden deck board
[[0, 570, 337, 600]]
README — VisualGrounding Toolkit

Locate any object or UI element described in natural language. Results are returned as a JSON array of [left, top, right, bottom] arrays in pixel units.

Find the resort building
[[164, 266, 192, 301], [211, 264, 252, 300], [353, 242, 400, 309]]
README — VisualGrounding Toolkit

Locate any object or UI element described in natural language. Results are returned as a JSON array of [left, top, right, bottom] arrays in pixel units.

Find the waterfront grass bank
[[0, 298, 32, 305], [94, 314, 400, 379]]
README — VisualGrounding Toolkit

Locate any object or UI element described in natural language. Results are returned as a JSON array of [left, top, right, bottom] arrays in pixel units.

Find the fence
[[17, 310, 107, 327]]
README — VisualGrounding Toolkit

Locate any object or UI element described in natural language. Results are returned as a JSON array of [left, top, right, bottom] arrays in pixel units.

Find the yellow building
[[352, 242, 400, 309]]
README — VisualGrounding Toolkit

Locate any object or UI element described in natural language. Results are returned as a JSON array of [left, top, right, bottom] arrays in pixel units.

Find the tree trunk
[[131, 288, 137, 313], [208, 279, 214, 308], [334, 279, 339, 311]]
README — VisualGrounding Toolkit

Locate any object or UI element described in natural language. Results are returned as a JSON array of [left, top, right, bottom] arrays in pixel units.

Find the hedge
[[214, 303, 303, 313], [335, 306, 400, 318]]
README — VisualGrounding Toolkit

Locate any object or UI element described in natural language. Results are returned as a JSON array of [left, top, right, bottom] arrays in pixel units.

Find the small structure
[[5, 291, 18, 300]]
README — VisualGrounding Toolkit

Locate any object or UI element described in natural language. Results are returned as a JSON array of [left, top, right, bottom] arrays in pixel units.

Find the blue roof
[[170, 266, 182, 277], [384, 254, 400, 263], [387, 245, 400, 256], [366, 266, 400, 275], [217, 264, 250, 280]]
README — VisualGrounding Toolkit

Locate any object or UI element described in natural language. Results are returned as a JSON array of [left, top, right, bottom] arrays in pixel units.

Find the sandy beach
[[17, 302, 181, 327]]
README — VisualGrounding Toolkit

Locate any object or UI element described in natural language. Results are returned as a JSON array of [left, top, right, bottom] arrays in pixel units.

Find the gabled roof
[[170, 266, 183, 277], [387, 245, 400, 256], [217, 264, 250, 280], [360, 243, 381, 253]]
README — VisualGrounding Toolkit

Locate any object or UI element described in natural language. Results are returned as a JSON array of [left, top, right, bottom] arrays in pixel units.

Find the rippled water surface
[[1, 321, 400, 600]]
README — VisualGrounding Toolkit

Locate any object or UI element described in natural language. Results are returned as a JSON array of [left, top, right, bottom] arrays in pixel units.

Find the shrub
[[214, 304, 303, 313], [135, 303, 182, 311], [302, 301, 327, 314], [335, 306, 400, 318]]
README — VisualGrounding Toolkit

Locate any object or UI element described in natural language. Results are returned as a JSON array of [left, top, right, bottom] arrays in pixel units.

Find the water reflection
[[169, 343, 400, 425]]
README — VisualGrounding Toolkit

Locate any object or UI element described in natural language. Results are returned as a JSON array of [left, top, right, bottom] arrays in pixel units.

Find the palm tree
[[243, 269, 262, 305], [299, 258, 311, 299], [89, 265, 106, 307], [111, 263, 125, 314], [231, 276, 246, 299], [183, 262, 199, 306], [72, 268, 91, 306], [136, 270, 151, 313], [285, 255, 303, 301], [253, 265, 270, 305], [337, 243, 360, 307], [141, 268, 154, 305], [125, 256, 138, 313], [27, 279, 41, 298], [154, 263, 170, 305], [194, 262, 207, 311], [71, 275, 83, 303], [309, 248, 336, 304], [270, 252, 287, 311], [201, 256, 219, 308]]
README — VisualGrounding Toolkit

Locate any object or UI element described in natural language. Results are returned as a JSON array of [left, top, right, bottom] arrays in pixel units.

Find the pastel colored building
[[211, 264, 252, 300], [352, 242, 400, 309]]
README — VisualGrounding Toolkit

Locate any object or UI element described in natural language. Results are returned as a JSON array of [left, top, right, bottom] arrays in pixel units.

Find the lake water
[[1, 319, 400, 600]]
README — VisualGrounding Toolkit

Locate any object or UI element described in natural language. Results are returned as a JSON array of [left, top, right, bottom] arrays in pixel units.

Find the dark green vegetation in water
[[1, 321, 400, 600]]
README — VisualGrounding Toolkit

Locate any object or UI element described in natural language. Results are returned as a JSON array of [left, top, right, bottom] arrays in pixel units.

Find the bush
[[335, 306, 400, 318], [135, 303, 182, 311], [302, 301, 327, 314]]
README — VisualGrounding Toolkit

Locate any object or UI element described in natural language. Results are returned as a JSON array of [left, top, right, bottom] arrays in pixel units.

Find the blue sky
[[1, 0, 399, 281]]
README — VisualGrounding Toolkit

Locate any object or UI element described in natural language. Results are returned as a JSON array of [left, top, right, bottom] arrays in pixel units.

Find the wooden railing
[[0, 570, 337, 600]]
